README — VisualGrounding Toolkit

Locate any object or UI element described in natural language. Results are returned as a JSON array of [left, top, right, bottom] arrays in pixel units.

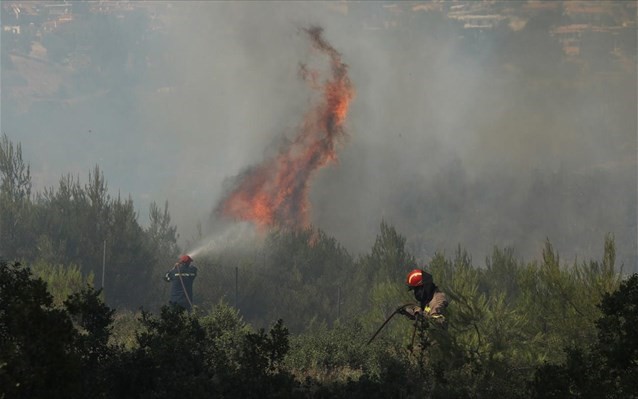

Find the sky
[[2, 1, 636, 271]]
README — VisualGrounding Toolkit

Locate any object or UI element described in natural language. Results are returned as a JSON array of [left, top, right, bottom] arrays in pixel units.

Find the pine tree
[[0, 134, 33, 260]]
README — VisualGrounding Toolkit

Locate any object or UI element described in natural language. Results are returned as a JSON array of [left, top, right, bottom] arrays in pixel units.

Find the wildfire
[[217, 27, 354, 231]]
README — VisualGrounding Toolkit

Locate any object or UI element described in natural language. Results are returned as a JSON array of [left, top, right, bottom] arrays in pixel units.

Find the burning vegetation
[[217, 27, 354, 231]]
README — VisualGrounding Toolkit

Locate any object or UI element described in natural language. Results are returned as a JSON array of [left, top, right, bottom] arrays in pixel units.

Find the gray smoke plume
[[3, 2, 636, 270]]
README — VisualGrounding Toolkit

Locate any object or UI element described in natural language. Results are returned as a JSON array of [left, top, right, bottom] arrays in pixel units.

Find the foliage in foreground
[[2, 259, 636, 398], [0, 259, 299, 398], [530, 273, 638, 399]]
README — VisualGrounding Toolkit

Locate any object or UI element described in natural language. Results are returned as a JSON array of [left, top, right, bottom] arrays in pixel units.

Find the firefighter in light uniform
[[164, 255, 197, 311], [403, 268, 448, 328]]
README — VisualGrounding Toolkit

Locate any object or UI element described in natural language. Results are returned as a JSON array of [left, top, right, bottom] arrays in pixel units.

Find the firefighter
[[403, 268, 448, 329], [164, 255, 198, 311]]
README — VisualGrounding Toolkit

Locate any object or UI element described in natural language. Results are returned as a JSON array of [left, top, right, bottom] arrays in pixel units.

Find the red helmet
[[179, 255, 193, 264], [406, 269, 424, 288]]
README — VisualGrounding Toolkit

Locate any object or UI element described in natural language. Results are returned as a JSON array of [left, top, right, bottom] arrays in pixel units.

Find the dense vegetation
[[2, 134, 637, 397]]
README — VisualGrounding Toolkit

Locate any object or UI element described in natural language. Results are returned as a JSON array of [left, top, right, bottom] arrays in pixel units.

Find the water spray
[[185, 222, 258, 259]]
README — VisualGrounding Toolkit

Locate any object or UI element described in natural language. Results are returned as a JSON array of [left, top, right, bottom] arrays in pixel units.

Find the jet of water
[[186, 222, 258, 259]]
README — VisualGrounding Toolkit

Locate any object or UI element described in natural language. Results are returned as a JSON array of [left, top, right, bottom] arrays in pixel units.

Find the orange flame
[[217, 27, 354, 231]]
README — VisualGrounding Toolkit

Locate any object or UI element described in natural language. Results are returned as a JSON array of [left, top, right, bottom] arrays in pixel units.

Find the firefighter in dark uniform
[[164, 255, 197, 311]]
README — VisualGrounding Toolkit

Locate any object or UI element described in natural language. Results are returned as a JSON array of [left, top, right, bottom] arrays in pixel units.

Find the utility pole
[[337, 285, 341, 320], [101, 240, 106, 294], [235, 266, 238, 308]]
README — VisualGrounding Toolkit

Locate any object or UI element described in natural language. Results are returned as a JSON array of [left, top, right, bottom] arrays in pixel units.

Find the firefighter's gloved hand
[[401, 305, 423, 320], [413, 307, 425, 320], [397, 307, 412, 318], [164, 273, 171, 282]]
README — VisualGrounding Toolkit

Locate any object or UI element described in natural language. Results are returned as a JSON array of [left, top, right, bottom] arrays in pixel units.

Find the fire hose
[[366, 303, 416, 345], [175, 262, 194, 310]]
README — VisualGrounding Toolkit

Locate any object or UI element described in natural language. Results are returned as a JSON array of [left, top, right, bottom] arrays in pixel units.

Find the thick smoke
[[3, 2, 636, 270], [165, 2, 637, 268]]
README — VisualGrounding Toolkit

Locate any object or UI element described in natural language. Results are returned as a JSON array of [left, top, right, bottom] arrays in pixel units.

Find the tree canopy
[[1, 134, 635, 398]]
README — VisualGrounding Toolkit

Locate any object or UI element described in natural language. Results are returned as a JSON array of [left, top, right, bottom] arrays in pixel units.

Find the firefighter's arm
[[164, 263, 179, 282]]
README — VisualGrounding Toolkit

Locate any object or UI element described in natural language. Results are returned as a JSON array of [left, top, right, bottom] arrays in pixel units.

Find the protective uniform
[[405, 268, 448, 328], [164, 255, 197, 311]]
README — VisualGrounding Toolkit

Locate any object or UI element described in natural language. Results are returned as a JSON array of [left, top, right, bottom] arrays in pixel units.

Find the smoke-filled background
[[2, 1, 636, 270]]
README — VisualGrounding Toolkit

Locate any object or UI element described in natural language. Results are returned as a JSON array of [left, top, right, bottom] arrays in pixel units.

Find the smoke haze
[[2, 1, 636, 270]]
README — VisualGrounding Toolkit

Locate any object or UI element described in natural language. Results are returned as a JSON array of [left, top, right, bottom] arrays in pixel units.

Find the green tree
[[64, 286, 117, 398], [0, 134, 33, 260], [423, 238, 622, 398], [104, 195, 154, 309], [518, 238, 620, 362], [32, 166, 158, 310], [218, 226, 354, 333], [285, 320, 384, 383], [146, 200, 181, 309], [29, 260, 95, 307], [594, 273, 638, 397], [356, 221, 417, 343], [530, 273, 638, 399], [35, 174, 88, 266], [107, 305, 299, 398], [147, 200, 180, 260], [81, 165, 111, 278], [364, 220, 417, 283], [425, 247, 545, 398], [0, 260, 82, 398]]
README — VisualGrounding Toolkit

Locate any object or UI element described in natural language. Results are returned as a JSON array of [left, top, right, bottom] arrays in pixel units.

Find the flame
[[217, 27, 354, 231]]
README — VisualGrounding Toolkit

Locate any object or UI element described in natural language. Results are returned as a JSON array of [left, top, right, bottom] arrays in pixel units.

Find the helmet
[[406, 269, 424, 288], [179, 255, 193, 264]]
